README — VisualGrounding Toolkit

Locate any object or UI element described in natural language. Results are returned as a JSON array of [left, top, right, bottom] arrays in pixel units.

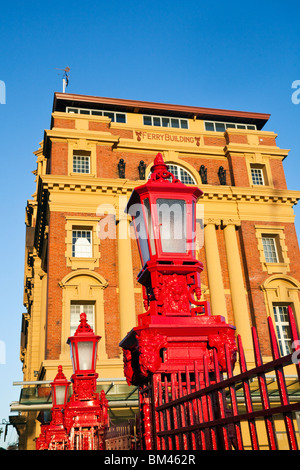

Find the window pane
[[251, 168, 264, 185], [262, 237, 278, 263], [179, 168, 195, 185], [104, 112, 115, 121], [67, 108, 78, 114], [72, 230, 92, 257], [180, 120, 188, 129], [215, 123, 226, 132], [79, 109, 90, 114], [171, 118, 179, 128], [116, 113, 126, 123], [247, 125, 256, 130], [91, 110, 103, 116], [73, 154, 90, 174], [143, 116, 152, 126], [237, 124, 246, 129], [167, 164, 179, 180], [273, 305, 292, 355], [205, 122, 215, 131], [153, 117, 161, 126], [162, 118, 170, 127], [226, 123, 235, 129], [70, 304, 95, 336]]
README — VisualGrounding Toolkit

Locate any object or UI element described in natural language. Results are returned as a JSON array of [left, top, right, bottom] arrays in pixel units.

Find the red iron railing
[[152, 307, 300, 450]]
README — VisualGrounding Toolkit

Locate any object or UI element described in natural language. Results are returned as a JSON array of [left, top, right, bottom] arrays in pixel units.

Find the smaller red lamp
[[67, 313, 101, 375], [51, 365, 70, 409]]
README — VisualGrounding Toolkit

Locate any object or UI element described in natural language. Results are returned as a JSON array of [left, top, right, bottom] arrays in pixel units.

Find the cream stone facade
[[12, 93, 300, 449]]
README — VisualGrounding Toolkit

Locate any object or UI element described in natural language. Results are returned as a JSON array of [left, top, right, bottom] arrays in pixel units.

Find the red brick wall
[[46, 211, 121, 360], [269, 159, 287, 189], [227, 154, 249, 187], [49, 142, 68, 175], [203, 136, 226, 146], [182, 157, 232, 185], [239, 221, 300, 354], [46, 211, 70, 359], [258, 136, 277, 146], [53, 118, 75, 129]]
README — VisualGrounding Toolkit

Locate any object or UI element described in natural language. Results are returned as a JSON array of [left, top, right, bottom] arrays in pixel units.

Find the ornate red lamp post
[[64, 313, 109, 450], [36, 365, 70, 450], [120, 153, 237, 449]]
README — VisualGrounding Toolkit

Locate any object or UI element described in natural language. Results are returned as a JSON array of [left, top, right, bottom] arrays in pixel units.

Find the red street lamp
[[36, 365, 70, 450], [127, 152, 202, 267], [125, 152, 205, 320], [67, 312, 101, 375], [51, 365, 70, 409], [120, 153, 237, 450], [64, 313, 108, 450]]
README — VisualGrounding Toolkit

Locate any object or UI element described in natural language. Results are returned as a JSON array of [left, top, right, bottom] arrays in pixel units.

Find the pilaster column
[[117, 213, 136, 341], [223, 220, 253, 357], [204, 219, 227, 320]]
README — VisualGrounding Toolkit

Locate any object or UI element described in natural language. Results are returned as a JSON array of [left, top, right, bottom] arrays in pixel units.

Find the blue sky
[[0, 0, 299, 448]]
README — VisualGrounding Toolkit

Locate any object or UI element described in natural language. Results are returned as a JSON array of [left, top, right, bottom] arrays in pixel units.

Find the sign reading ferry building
[[135, 130, 201, 145], [15, 93, 300, 449]]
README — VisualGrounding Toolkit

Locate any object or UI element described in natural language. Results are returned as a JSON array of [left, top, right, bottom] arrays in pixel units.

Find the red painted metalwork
[[120, 153, 238, 450], [153, 307, 300, 450], [120, 153, 300, 451], [64, 313, 109, 450], [36, 366, 70, 450], [36, 314, 109, 450]]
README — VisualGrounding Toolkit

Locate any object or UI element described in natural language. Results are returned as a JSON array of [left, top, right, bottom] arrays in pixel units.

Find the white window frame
[[66, 106, 126, 123], [251, 167, 265, 185], [273, 304, 292, 356], [70, 302, 95, 336], [143, 115, 189, 129], [73, 153, 91, 174], [262, 236, 279, 263], [147, 163, 196, 185], [204, 120, 256, 132], [72, 229, 93, 258]]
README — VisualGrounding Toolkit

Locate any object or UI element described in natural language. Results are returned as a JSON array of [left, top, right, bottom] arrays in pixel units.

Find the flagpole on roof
[[55, 66, 70, 93]]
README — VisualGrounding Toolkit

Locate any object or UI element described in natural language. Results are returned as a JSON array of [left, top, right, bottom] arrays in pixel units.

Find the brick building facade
[[14, 93, 300, 448]]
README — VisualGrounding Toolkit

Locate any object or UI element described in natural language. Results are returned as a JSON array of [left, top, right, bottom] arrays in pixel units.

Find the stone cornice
[[39, 175, 300, 206]]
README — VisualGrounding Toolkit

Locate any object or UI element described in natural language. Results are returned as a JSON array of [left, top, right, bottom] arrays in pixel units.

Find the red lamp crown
[[74, 312, 94, 336]]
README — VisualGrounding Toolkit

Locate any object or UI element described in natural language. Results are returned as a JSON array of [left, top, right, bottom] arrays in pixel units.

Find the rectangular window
[[72, 230, 92, 258], [70, 303, 95, 336], [205, 122, 215, 131], [262, 236, 279, 263], [73, 153, 90, 174], [143, 116, 152, 126], [116, 113, 126, 123], [143, 115, 189, 129], [204, 121, 257, 131], [273, 305, 292, 356], [251, 167, 264, 185], [66, 107, 126, 122]]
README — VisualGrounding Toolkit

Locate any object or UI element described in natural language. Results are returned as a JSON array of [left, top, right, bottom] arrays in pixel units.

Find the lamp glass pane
[[54, 385, 67, 405], [71, 343, 77, 372], [77, 341, 94, 370], [157, 199, 186, 253], [143, 198, 156, 255], [130, 205, 150, 265]]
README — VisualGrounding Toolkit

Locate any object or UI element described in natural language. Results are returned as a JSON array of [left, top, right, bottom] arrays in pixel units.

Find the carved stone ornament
[[118, 158, 126, 178]]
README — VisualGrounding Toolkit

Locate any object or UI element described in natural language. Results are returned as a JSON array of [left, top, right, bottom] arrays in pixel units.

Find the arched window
[[167, 164, 196, 184], [148, 163, 196, 185]]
